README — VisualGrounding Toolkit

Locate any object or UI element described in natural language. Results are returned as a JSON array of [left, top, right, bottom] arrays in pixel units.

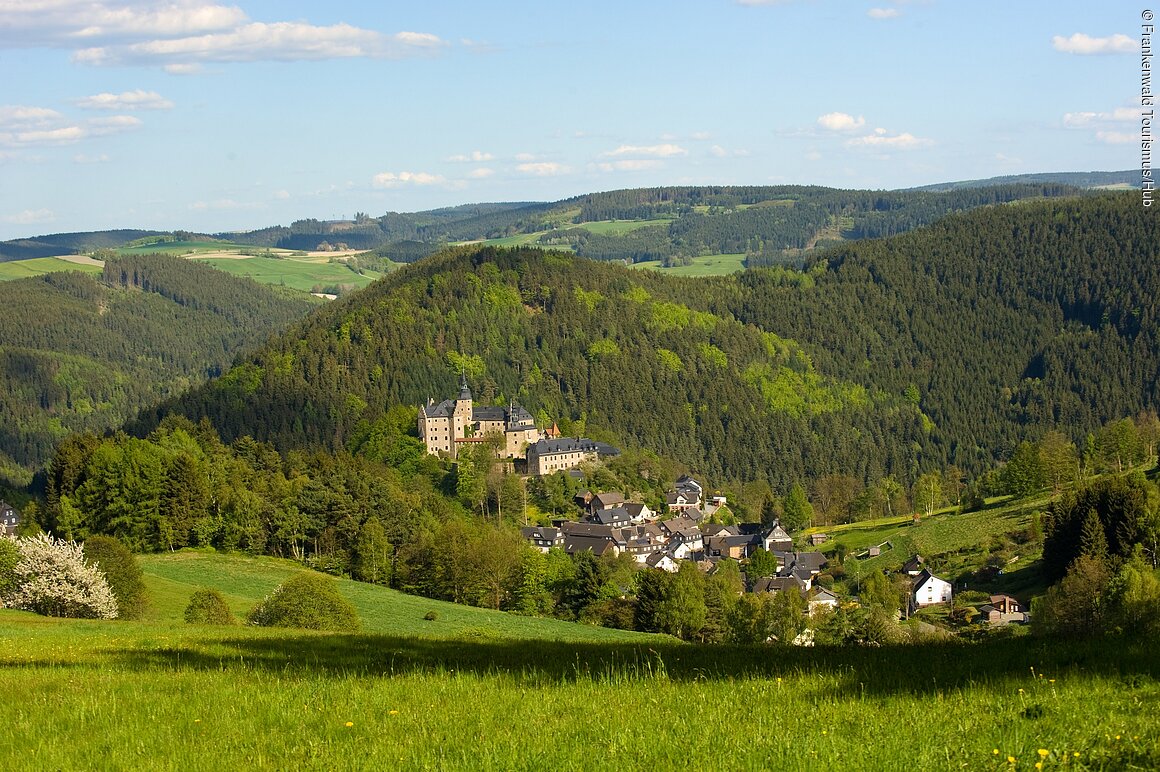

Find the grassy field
[[0, 602, 1156, 769], [115, 240, 261, 256], [577, 218, 674, 235], [192, 256, 385, 294], [141, 551, 653, 643], [0, 257, 103, 280], [632, 253, 748, 276]]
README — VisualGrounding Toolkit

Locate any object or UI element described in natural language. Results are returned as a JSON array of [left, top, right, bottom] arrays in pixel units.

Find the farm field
[[192, 255, 386, 294], [0, 256, 103, 280], [576, 217, 675, 235], [633, 252, 748, 276], [0, 601, 1156, 770]]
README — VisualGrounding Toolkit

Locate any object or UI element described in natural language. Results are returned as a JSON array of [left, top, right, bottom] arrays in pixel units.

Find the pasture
[[0, 257, 103, 281], [192, 255, 385, 294], [633, 253, 748, 276]]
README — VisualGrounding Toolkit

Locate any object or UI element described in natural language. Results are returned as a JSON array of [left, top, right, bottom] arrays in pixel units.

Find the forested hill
[[130, 192, 1158, 491], [0, 254, 316, 483]]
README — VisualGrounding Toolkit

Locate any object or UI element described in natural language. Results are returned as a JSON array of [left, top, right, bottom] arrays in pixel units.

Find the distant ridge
[[906, 170, 1137, 192]]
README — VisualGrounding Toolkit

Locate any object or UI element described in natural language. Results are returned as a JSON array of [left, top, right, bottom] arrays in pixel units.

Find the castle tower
[[452, 372, 473, 452]]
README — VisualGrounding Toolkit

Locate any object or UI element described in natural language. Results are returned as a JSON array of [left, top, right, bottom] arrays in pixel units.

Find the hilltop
[[129, 191, 1159, 490]]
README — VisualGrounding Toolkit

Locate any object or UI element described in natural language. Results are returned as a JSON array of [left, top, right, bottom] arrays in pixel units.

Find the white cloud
[[514, 152, 537, 162], [603, 143, 687, 158], [595, 159, 663, 172], [447, 150, 493, 162], [74, 23, 446, 67], [817, 112, 866, 132], [75, 89, 173, 110], [2, 208, 55, 225], [1096, 130, 1139, 144], [1063, 108, 1138, 127], [691, 131, 712, 141], [516, 161, 566, 176], [709, 145, 728, 158], [867, 8, 900, 19], [1052, 33, 1137, 55], [0, 105, 142, 147], [467, 167, 494, 179], [0, 2, 447, 68], [0, 105, 64, 128], [845, 128, 932, 149], [273, 189, 290, 200], [372, 170, 446, 188]]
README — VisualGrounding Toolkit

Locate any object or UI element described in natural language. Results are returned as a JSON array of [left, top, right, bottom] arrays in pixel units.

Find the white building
[[911, 569, 952, 610]]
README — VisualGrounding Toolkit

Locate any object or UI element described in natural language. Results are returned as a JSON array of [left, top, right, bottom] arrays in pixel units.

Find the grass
[[632, 253, 748, 276], [115, 240, 258, 256], [576, 218, 675, 236], [192, 256, 385, 294], [0, 257, 103, 280], [141, 551, 653, 643], [0, 604, 1156, 770]]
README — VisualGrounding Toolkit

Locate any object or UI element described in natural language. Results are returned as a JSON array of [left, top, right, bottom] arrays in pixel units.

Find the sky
[[0, 0, 1147, 239]]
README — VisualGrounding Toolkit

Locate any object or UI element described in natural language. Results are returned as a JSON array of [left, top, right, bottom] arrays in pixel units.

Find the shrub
[[184, 588, 236, 625], [423, 610, 438, 621], [0, 538, 18, 598], [247, 573, 360, 632], [83, 535, 147, 620], [3, 533, 117, 619]]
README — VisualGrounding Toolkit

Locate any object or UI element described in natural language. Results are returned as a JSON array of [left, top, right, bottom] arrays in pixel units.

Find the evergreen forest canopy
[[129, 192, 1158, 494], [0, 254, 316, 484]]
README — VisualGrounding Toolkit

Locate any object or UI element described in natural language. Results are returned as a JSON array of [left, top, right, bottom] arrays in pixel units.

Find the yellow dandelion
[[1035, 763, 1042, 770], [1048, 679, 1055, 684], [1008, 756, 1016, 764], [1018, 688, 1025, 694], [1115, 735, 1121, 740], [993, 749, 1000, 755], [345, 722, 353, 727], [194, 719, 201, 724], [822, 730, 827, 735], [1038, 749, 1049, 757], [1073, 752, 1080, 757], [389, 710, 399, 716]]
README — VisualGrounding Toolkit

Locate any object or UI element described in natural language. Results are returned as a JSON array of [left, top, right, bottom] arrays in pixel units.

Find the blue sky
[[0, 0, 1145, 239]]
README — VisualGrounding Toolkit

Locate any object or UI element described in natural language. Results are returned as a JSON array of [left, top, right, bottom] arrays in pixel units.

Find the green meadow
[[633, 252, 748, 276], [192, 256, 387, 294], [114, 240, 259, 256], [0, 257, 102, 280], [0, 551, 1156, 770]]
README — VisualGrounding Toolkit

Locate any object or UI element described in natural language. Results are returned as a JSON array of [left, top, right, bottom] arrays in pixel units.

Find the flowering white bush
[[1, 533, 118, 620]]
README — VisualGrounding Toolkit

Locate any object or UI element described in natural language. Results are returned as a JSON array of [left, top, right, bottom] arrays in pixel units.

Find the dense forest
[[0, 229, 164, 261], [128, 193, 1157, 496], [0, 255, 316, 483]]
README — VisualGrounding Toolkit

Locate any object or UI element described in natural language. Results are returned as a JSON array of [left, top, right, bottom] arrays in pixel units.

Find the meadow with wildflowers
[[0, 553, 1156, 770]]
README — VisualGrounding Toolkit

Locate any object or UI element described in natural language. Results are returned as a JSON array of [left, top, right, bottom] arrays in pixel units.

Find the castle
[[418, 375, 541, 459]]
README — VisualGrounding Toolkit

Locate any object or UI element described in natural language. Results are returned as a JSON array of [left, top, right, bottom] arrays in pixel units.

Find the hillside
[[129, 192, 1158, 489], [140, 551, 657, 642], [0, 254, 316, 483]]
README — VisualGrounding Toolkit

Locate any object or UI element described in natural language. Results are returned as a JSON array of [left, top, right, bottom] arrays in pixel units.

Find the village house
[[520, 526, 564, 553], [590, 507, 633, 528], [977, 594, 1028, 626], [623, 502, 654, 524], [0, 501, 19, 536], [902, 555, 926, 576], [763, 525, 793, 553], [587, 491, 625, 515], [808, 587, 840, 615], [911, 568, 953, 610], [752, 576, 808, 596]]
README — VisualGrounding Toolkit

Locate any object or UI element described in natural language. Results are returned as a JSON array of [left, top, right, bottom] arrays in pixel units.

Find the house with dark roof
[[520, 526, 564, 553], [763, 525, 793, 553], [902, 555, 925, 576], [646, 552, 680, 573], [911, 569, 952, 610], [0, 502, 19, 536], [623, 502, 654, 524], [590, 506, 632, 528], [752, 576, 807, 596], [808, 588, 840, 615]]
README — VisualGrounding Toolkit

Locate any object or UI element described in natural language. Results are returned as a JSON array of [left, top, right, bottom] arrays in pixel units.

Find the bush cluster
[[184, 588, 236, 625], [247, 573, 360, 632]]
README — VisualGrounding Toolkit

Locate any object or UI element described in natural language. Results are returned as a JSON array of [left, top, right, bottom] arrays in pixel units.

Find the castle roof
[[529, 437, 620, 457], [457, 372, 472, 402]]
